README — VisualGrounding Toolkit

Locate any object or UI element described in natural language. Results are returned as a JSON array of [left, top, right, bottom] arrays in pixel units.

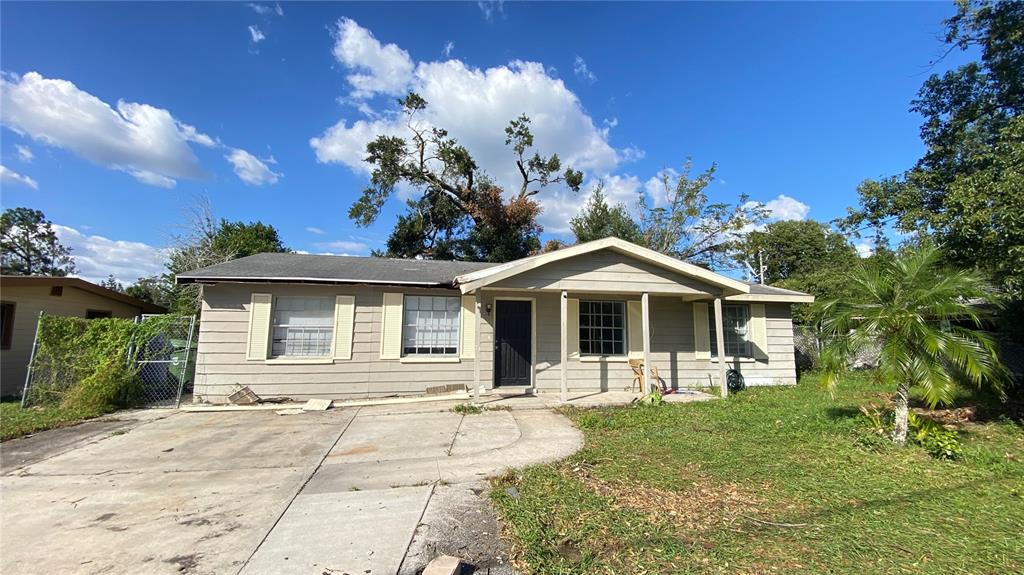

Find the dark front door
[[495, 300, 532, 386]]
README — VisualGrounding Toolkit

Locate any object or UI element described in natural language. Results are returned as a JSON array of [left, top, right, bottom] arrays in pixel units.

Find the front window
[[710, 304, 751, 358], [579, 300, 625, 356], [272, 297, 335, 358], [402, 295, 460, 356]]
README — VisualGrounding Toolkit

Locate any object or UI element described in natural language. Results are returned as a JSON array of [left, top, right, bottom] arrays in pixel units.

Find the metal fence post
[[20, 311, 44, 407], [174, 315, 197, 409]]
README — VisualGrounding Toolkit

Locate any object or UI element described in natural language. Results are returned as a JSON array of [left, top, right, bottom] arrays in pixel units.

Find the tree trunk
[[892, 382, 910, 445]]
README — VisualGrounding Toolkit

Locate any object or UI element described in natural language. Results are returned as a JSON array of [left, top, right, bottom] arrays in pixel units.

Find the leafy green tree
[[350, 92, 582, 262], [165, 203, 290, 314], [0, 207, 76, 276], [125, 276, 171, 308], [843, 1, 1023, 296], [569, 184, 642, 244], [819, 245, 1006, 444], [98, 274, 123, 292], [735, 219, 861, 327], [638, 161, 767, 269], [210, 220, 287, 259], [737, 220, 859, 284]]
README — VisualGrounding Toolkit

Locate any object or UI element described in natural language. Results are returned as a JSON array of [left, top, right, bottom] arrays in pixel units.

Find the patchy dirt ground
[[401, 482, 518, 575]]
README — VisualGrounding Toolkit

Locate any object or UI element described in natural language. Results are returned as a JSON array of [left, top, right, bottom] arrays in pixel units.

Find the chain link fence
[[133, 315, 197, 407], [22, 314, 197, 409]]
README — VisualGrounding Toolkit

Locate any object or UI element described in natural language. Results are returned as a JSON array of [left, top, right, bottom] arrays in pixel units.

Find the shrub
[[908, 412, 964, 460], [26, 315, 181, 411], [858, 403, 963, 460]]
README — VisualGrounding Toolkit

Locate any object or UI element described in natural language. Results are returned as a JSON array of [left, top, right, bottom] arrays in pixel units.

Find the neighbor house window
[[271, 297, 335, 358], [579, 300, 625, 356], [710, 304, 751, 358], [402, 295, 460, 356], [86, 309, 112, 319], [0, 302, 14, 350]]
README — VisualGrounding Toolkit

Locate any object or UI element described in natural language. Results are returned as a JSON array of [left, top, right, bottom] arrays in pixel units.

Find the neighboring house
[[176, 237, 813, 403], [0, 276, 166, 397]]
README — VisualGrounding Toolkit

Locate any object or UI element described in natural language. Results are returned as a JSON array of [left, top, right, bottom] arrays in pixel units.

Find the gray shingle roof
[[175, 253, 498, 286], [746, 282, 810, 297]]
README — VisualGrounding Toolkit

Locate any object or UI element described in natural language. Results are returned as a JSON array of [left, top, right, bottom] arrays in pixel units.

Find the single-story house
[[0, 276, 166, 398], [176, 237, 813, 403]]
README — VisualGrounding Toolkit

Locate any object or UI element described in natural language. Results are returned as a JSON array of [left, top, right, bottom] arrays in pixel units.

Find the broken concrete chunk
[[275, 409, 305, 416], [302, 399, 332, 411], [423, 554, 464, 575]]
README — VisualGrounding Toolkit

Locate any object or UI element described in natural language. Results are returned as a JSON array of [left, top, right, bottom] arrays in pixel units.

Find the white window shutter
[[693, 302, 711, 360], [460, 295, 476, 359], [627, 300, 643, 358], [380, 292, 403, 359], [246, 293, 272, 360], [333, 295, 355, 360], [749, 303, 769, 360], [567, 298, 580, 358]]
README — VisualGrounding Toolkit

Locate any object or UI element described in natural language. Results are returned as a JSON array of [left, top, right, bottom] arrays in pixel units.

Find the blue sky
[[0, 1, 972, 283]]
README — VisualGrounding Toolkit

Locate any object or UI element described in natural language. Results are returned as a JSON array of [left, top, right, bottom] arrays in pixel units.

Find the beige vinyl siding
[[488, 249, 719, 296], [194, 284, 478, 403], [0, 285, 143, 397]]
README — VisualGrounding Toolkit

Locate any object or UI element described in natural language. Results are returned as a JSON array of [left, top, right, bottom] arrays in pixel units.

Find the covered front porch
[[465, 287, 739, 403]]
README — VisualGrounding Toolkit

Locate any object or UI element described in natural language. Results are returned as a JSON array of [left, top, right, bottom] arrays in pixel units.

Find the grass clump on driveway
[[1, 401, 111, 441], [491, 372, 1024, 574]]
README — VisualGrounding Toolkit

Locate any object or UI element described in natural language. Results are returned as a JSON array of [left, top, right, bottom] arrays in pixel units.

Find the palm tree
[[818, 245, 1006, 444]]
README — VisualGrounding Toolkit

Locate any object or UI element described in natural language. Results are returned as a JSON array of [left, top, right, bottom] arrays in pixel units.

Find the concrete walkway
[[0, 402, 582, 575]]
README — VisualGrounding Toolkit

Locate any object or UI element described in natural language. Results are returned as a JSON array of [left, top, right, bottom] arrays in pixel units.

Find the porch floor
[[475, 389, 717, 409]]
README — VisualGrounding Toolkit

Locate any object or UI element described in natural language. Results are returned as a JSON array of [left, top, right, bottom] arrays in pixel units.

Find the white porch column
[[560, 290, 568, 403], [641, 292, 651, 394], [713, 296, 728, 397], [473, 289, 482, 403]]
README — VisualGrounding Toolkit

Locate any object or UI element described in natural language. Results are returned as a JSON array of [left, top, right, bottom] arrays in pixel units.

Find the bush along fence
[[21, 314, 197, 411]]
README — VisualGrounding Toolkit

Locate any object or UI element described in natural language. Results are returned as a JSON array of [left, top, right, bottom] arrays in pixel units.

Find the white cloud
[[247, 3, 282, 16], [226, 148, 281, 185], [478, 0, 504, 21], [248, 25, 266, 43], [54, 225, 167, 284], [128, 169, 176, 189], [1, 72, 211, 185], [331, 18, 414, 99], [763, 194, 809, 221], [316, 240, 369, 255], [1, 71, 275, 188], [573, 56, 597, 83], [305, 227, 326, 235], [15, 144, 34, 163], [855, 241, 874, 258], [0, 164, 39, 190], [443, 41, 455, 58], [643, 169, 678, 208], [312, 21, 625, 232]]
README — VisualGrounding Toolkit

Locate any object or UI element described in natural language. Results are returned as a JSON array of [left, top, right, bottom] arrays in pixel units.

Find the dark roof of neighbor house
[[0, 276, 167, 314], [176, 253, 498, 287]]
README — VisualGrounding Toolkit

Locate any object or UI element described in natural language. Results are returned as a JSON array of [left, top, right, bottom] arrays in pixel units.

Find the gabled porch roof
[[454, 237, 752, 295]]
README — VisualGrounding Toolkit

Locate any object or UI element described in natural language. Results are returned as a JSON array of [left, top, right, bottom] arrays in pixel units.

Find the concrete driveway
[[0, 401, 582, 575]]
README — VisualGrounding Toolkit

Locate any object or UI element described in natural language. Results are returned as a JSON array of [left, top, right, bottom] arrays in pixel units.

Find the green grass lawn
[[491, 373, 1024, 574], [0, 401, 111, 441]]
